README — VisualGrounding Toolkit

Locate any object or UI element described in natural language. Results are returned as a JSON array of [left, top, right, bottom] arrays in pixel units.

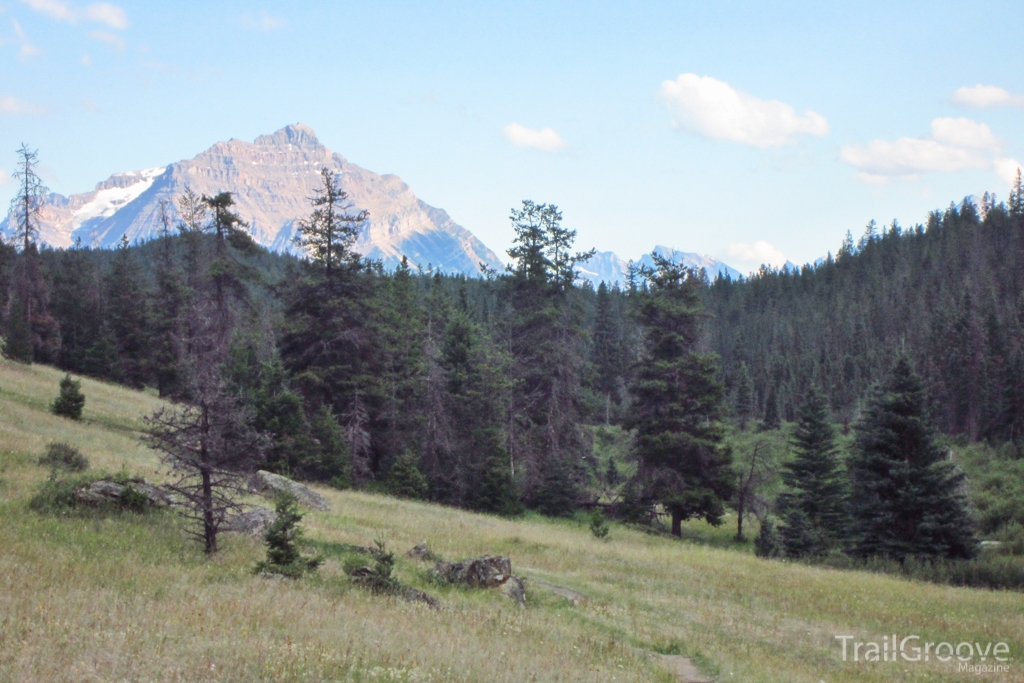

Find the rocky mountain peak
[[254, 123, 323, 150]]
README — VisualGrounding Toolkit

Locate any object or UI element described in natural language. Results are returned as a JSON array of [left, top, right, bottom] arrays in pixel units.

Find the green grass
[[1, 357, 1022, 682]]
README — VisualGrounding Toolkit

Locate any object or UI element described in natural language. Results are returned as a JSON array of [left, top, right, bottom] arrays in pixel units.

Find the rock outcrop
[[72, 478, 171, 508], [247, 470, 330, 511], [433, 555, 525, 607], [224, 507, 278, 535]]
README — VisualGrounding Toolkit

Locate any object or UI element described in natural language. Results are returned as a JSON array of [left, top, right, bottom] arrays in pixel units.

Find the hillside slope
[[0, 359, 1021, 682]]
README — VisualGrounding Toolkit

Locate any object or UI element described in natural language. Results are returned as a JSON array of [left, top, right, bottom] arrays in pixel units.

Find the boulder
[[247, 470, 330, 511], [433, 555, 511, 587], [499, 576, 526, 608], [406, 541, 439, 562], [224, 507, 278, 535], [433, 554, 525, 606], [404, 587, 441, 609], [73, 478, 171, 508]]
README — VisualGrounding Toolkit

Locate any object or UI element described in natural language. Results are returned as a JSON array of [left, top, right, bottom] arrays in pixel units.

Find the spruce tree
[[591, 281, 625, 424], [777, 387, 848, 556], [51, 373, 85, 420], [106, 236, 151, 388], [847, 356, 978, 560], [734, 362, 754, 430], [625, 255, 733, 536], [384, 449, 429, 500]]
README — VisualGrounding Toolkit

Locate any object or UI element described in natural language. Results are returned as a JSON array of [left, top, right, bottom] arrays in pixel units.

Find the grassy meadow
[[1, 357, 1022, 682]]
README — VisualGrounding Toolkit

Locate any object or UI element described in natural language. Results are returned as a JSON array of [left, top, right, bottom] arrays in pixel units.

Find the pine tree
[[734, 362, 754, 430], [776, 387, 848, 556], [106, 236, 151, 387], [51, 373, 85, 420], [384, 449, 429, 500], [762, 385, 781, 430], [293, 167, 367, 285], [255, 492, 322, 577], [504, 200, 592, 513], [626, 255, 733, 536], [591, 281, 625, 424], [847, 356, 978, 560]]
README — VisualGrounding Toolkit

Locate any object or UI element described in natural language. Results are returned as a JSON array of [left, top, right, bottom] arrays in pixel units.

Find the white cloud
[[841, 117, 1013, 184], [502, 123, 568, 151], [12, 19, 40, 59], [657, 73, 828, 148], [19, 0, 75, 22], [84, 2, 126, 29], [89, 29, 123, 48], [994, 157, 1023, 186], [952, 84, 1024, 109], [727, 240, 788, 269], [17, 0, 127, 29], [0, 94, 45, 115], [241, 12, 285, 31]]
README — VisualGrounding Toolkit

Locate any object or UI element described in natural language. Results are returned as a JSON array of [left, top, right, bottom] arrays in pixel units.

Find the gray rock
[[72, 478, 171, 508], [406, 541, 439, 561], [499, 576, 526, 608], [247, 470, 330, 511], [404, 588, 441, 609], [433, 555, 512, 588], [224, 507, 278, 535]]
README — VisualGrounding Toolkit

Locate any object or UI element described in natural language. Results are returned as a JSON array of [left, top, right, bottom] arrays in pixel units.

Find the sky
[[1, 0, 1023, 273]]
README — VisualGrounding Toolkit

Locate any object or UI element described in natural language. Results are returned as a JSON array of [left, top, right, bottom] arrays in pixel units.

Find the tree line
[[5, 145, 1017, 561]]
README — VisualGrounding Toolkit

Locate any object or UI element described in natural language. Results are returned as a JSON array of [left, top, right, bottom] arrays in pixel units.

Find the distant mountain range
[[577, 246, 742, 287], [1, 124, 743, 281]]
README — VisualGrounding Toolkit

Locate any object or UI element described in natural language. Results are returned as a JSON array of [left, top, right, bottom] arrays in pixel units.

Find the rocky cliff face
[[3, 124, 503, 274]]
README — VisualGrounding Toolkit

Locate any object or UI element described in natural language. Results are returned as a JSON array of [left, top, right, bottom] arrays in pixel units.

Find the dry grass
[[0, 357, 1022, 682]]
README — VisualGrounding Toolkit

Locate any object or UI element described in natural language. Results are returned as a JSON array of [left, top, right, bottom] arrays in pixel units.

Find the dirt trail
[[657, 654, 710, 683]]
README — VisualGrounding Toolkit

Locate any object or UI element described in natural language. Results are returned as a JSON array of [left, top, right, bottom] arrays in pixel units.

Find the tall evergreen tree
[[626, 255, 733, 536], [591, 281, 626, 424], [106, 236, 151, 387], [734, 362, 754, 430], [776, 387, 847, 556], [503, 200, 592, 512], [847, 356, 978, 560]]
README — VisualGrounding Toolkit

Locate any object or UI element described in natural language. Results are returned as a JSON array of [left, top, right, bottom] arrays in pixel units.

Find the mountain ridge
[[2, 124, 504, 275]]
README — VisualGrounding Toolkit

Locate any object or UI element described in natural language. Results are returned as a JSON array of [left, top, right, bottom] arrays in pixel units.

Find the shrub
[[255, 493, 323, 578], [51, 374, 85, 420], [589, 510, 610, 539], [38, 442, 89, 474], [346, 538, 401, 595]]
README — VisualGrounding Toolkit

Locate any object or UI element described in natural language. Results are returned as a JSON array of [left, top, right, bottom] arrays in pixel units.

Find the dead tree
[[144, 303, 266, 554], [733, 440, 778, 541]]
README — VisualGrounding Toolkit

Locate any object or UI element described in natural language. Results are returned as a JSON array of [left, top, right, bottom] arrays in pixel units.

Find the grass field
[[1, 357, 1022, 682]]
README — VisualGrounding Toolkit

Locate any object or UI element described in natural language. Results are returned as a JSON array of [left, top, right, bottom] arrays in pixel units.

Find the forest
[[6, 146, 1024, 570]]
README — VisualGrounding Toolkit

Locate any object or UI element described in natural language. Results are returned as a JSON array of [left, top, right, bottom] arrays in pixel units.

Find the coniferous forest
[[6, 148, 1024, 575]]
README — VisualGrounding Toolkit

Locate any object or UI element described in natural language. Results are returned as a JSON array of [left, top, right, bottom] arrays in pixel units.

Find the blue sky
[[2, 0, 1022, 272]]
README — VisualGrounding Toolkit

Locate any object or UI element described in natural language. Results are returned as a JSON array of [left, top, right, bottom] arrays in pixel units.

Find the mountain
[[2, 124, 503, 275], [577, 245, 741, 287]]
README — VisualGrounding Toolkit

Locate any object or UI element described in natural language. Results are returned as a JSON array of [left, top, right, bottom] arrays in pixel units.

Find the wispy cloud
[[89, 29, 123, 48], [727, 240, 788, 270], [501, 123, 567, 151], [841, 117, 1018, 185], [17, 0, 128, 29], [952, 84, 1024, 109], [12, 19, 40, 59], [658, 73, 828, 148], [241, 12, 285, 31], [0, 94, 46, 115]]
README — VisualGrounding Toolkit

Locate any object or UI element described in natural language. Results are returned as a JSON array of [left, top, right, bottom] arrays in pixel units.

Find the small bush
[[38, 442, 89, 474], [51, 374, 85, 420], [28, 474, 90, 513], [993, 522, 1024, 555], [589, 510, 610, 539], [255, 493, 323, 578], [346, 538, 402, 594]]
